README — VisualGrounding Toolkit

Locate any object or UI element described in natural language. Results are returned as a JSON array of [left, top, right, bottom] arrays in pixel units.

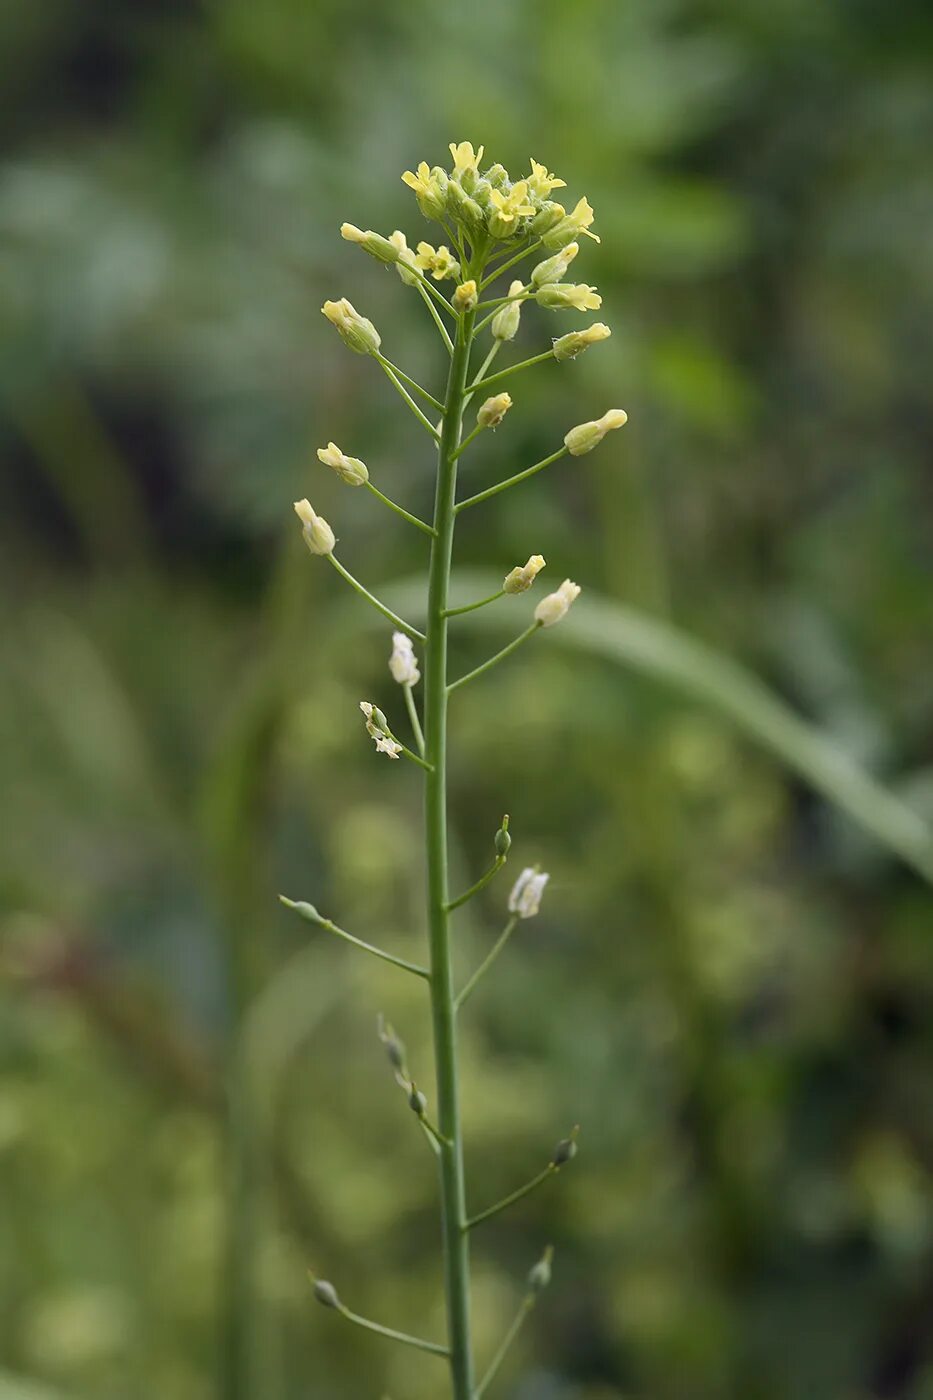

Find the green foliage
[[1, 1, 932, 1398]]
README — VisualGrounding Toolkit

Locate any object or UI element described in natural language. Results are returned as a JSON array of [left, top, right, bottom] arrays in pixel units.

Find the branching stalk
[[327, 554, 426, 642], [279, 898, 430, 979]]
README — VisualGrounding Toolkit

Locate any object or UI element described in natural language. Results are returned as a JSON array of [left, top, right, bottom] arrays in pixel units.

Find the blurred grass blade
[[381, 575, 933, 887]]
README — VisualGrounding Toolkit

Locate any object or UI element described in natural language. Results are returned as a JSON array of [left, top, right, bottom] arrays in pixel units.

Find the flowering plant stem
[[424, 298, 478, 1399]]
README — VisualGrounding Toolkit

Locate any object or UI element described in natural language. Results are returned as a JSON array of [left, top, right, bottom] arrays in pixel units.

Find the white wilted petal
[[389, 631, 420, 686], [534, 578, 581, 628], [508, 866, 550, 919]]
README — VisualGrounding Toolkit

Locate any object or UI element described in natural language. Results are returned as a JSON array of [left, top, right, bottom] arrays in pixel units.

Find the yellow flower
[[401, 161, 448, 218], [476, 391, 512, 428], [541, 196, 600, 249], [535, 282, 602, 311], [449, 141, 484, 177], [527, 159, 566, 199], [402, 161, 432, 196], [415, 242, 461, 281], [488, 180, 535, 237], [453, 279, 478, 313], [389, 230, 420, 286]]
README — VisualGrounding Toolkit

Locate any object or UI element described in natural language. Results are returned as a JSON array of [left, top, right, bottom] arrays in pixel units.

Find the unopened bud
[[312, 1278, 341, 1309], [317, 441, 369, 486], [453, 280, 478, 313], [408, 1083, 427, 1118], [534, 578, 581, 628], [553, 323, 612, 361], [494, 815, 512, 858], [563, 408, 627, 456], [377, 1014, 407, 1074], [530, 243, 579, 287], [340, 223, 400, 265], [536, 282, 601, 312], [485, 163, 509, 190], [527, 1245, 554, 1294], [503, 553, 546, 594], [552, 1126, 579, 1169], [531, 202, 566, 237], [446, 181, 486, 232], [477, 392, 512, 429], [321, 298, 381, 355], [491, 281, 526, 341], [389, 231, 420, 286], [293, 499, 336, 556]]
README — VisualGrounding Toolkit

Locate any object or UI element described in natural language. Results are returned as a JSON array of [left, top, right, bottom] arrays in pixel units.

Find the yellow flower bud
[[535, 282, 602, 312], [552, 322, 612, 361], [317, 441, 369, 486], [448, 141, 484, 178], [321, 298, 381, 355], [389, 230, 420, 286], [531, 201, 566, 237], [401, 161, 447, 219], [563, 408, 627, 456], [415, 242, 461, 282], [530, 243, 579, 287], [541, 196, 600, 249], [491, 280, 526, 341], [503, 553, 546, 593], [453, 279, 478, 313], [293, 499, 336, 555], [339, 223, 399, 264], [487, 180, 535, 239], [446, 180, 486, 232], [527, 159, 567, 199], [534, 578, 581, 627], [477, 391, 512, 428]]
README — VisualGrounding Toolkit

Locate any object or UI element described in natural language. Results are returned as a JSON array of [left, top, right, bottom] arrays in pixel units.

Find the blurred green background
[[2, 1, 933, 1397]]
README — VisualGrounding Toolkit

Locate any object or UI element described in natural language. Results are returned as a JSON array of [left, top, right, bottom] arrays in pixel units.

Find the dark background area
[[1, 2, 932, 1397]]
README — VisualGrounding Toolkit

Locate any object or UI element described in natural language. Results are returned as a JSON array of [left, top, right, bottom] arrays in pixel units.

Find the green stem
[[455, 449, 568, 514], [466, 1165, 557, 1232], [444, 589, 506, 619], [470, 350, 555, 396], [334, 1302, 450, 1358], [279, 897, 430, 979], [472, 1294, 536, 1398], [464, 342, 501, 399], [364, 480, 435, 536], [451, 421, 486, 461], [479, 238, 541, 291], [376, 353, 444, 411], [447, 857, 506, 913], [424, 301, 477, 1400], [455, 915, 519, 1010], [403, 682, 425, 756], [378, 359, 442, 441], [418, 283, 455, 354], [448, 624, 540, 694], [327, 554, 426, 642]]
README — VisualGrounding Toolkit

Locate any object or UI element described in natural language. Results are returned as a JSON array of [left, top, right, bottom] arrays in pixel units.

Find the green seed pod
[[408, 1083, 427, 1118], [495, 816, 512, 857], [552, 1128, 579, 1168], [377, 1014, 406, 1074], [313, 1279, 340, 1309]]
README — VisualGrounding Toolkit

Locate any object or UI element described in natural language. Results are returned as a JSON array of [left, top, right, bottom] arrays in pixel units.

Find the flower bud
[[294, 499, 336, 556], [527, 1245, 554, 1294], [541, 196, 600, 250], [449, 141, 484, 180], [552, 323, 612, 361], [503, 553, 546, 594], [491, 281, 526, 341], [530, 242, 579, 287], [563, 408, 627, 456], [536, 282, 601, 312], [508, 866, 550, 919], [552, 1127, 580, 1169], [339, 223, 400, 265], [389, 230, 420, 286], [494, 815, 512, 858], [312, 1279, 341, 1309], [531, 201, 566, 236], [401, 161, 448, 220], [528, 159, 567, 199], [389, 631, 420, 686], [477, 391, 511, 428], [453, 279, 478, 313], [485, 163, 509, 190], [408, 1083, 427, 1118], [321, 298, 381, 355], [446, 180, 486, 233], [317, 441, 369, 486], [534, 578, 580, 628]]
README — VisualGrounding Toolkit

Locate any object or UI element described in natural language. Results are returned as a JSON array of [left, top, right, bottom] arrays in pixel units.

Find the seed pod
[[552, 1127, 580, 1168], [495, 815, 512, 858], [313, 1279, 340, 1309]]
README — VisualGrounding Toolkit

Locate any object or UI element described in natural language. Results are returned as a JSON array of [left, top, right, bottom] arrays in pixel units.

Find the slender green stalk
[[451, 421, 485, 461], [447, 857, 506, 913], [419, 283, 455, 354], [473, 1294, 536, 1398], [327, 554, 426, 641], [448, 623, 540, 694], [464, 341, 501, 399], [279, 897, 430, 979], [444, 588, 506, 618], [364, 480, 435, 536], [466, 1165, 556, 1232], [376, 353, 444, 410], [479, 238, 541, 290], [410, 264, 459, 318], [403, 682, 425, 756], [473, 293, 534, 338], [455, 915, 519, 1009], [455, 448, 568, 513], [332, 1301, 450, 1358], [423, 300, 478, 1400], [470, 350, 555, 395], [378, 359, 442, 440]]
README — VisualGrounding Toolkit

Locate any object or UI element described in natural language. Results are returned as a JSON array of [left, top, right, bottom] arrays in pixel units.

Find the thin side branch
[[444, 588, 506, 619], [328, 554, 426, 642], [377, 359, 442, 441], [418, 283, 455, 354], [446, 857, 507, 913], [376, 353, 444, 411], [280, 897, 430, 979], [364, 480, 435, 536], [473, 1294, 536, 1399], [448, 623, 541, 694], [455, 915, 519, 1009], [455, 449, 568, 513], [465, 1165, 556, 1232], [333, 1300, 450, 1358], [479, 237, 542, 291], [469, 350, 555, 396], [403, 682, 425, 756]]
